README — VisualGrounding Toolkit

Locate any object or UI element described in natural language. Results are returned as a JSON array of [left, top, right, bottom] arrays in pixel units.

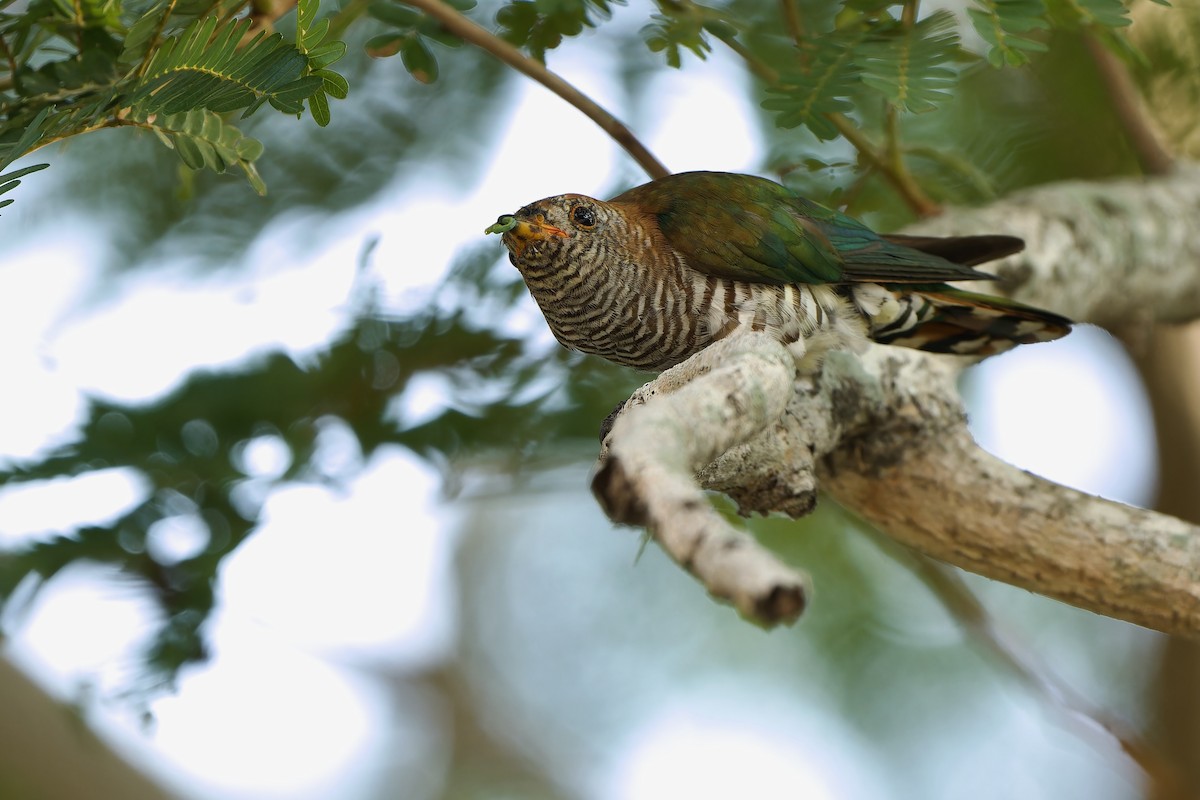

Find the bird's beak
[[495, 214, 570, 258]]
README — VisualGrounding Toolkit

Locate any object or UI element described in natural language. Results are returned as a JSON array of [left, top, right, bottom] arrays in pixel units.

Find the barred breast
[[518, 242, 869, 371]]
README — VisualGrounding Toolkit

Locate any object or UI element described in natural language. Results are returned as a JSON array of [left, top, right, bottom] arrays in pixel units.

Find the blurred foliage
[[1, 0, 1150, 213], [0, 0, 1186, 700], [0, 244, 643, 687], [364, 0, 474, 80], [495, 0, 619, 62], [1131, 0, 1200, 159]]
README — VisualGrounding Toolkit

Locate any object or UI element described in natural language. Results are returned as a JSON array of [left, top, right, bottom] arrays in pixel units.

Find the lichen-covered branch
[[595, 165, 1200, 635], [813, 347, 1200, 637], [913, 164, 1200, 327], [593, 333, 807, 625]]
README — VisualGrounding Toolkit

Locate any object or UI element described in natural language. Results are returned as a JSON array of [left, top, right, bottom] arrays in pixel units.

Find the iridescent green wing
[[610, 171, 1001, 285], [610, 171, 843, 285]]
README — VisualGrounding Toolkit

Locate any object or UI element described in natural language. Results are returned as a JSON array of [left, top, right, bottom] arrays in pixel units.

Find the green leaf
[[296, 0, 319, 36], [131, 107, 267, 193], [859, 11, 960, 113], [301, 17, 330, 48], [421, 22, 464, 48], [969, 0, 1050, 67], [0, 163, 51, 184], [401, 34, 438, 83], [641, 12, 714, 68], [307, 40, 347, 70], [316, 68, 349, 98], [0, 106, 54, 172], [293, 0, 348, 124], [309, 88, 330, 126], [367, 1, 421, 28], [119, 1, 169, 65], [130, 17, 322, 117], [0, 161, 53, 216], [761, 31, 864, 140], [365, 32, 406, 58], [496, 0, 617, 62]]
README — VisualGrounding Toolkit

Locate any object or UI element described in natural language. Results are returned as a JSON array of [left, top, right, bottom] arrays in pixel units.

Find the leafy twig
[[780, 0, 804, 43], [827, 113, 940, 215], [400, 0, 670, 179], [715, 2, 941, 217], [133, 0, 179, 78]]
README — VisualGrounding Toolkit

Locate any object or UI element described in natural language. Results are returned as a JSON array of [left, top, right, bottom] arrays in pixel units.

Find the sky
[[0, 29, 1157, 800]]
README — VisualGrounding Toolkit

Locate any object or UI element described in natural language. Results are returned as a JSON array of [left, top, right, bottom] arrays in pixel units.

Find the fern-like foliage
[[296, 0, 349, 125], [860, 11, 959, 113], [0, 0, 347, 209], [131, 107, 267, 193], [761, 30, 865, 141], [496, 0, 622, 63], [129, 16, 323, 116], [642, 9, 738, 68], [968, 0, 1051, 67], [0, 162, 50, 211]]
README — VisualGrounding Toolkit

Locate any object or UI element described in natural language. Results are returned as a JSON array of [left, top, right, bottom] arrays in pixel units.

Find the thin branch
[[1083, 34, 1174, 177], [134, 0, 179, 78], [400, 0, 670, 180], [827, 113, 941, 216], [705, 23, 943, 217], [780, 0, 805, 43]]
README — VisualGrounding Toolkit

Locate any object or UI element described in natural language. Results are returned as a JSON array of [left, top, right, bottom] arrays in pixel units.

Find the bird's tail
[[852, 284, 1072, 357]]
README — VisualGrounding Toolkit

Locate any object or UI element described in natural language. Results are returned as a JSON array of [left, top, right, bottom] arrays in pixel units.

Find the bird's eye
[[570, 205, 597, 228]]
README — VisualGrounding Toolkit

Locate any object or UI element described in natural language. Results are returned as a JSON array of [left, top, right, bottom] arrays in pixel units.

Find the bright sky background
[[0, 31, 1155, 800]]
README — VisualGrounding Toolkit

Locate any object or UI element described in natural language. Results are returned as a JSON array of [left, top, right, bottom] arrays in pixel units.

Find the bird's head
[[486, 194, 621, 274]]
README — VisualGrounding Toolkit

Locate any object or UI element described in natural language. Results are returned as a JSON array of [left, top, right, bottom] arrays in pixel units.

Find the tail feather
[[880, 234, 1025, 267], [856, 284, 1072, 356]]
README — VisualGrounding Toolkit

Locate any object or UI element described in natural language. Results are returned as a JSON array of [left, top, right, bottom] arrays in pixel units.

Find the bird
[[486, 171, 1071, 372]]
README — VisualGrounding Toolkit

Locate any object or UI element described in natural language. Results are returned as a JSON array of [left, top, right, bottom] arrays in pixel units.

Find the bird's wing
[[610, 172, 1007, 286]]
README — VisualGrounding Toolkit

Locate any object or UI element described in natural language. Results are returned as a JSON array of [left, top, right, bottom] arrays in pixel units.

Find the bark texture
[[594, 165, 1200, 635]]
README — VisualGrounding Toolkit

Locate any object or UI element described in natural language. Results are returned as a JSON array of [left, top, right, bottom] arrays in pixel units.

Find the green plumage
[[611, 172, 1001, 286]]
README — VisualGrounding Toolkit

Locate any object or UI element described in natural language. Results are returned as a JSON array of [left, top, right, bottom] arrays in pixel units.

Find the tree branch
[[819, 352, 1200, 637], [401, 0, 670, 180], [593, 333, 808, 624], [594, 165, 1200, 637]]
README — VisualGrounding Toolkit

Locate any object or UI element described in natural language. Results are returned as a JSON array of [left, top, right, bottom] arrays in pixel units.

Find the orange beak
[[503, 215, 570, 258]]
